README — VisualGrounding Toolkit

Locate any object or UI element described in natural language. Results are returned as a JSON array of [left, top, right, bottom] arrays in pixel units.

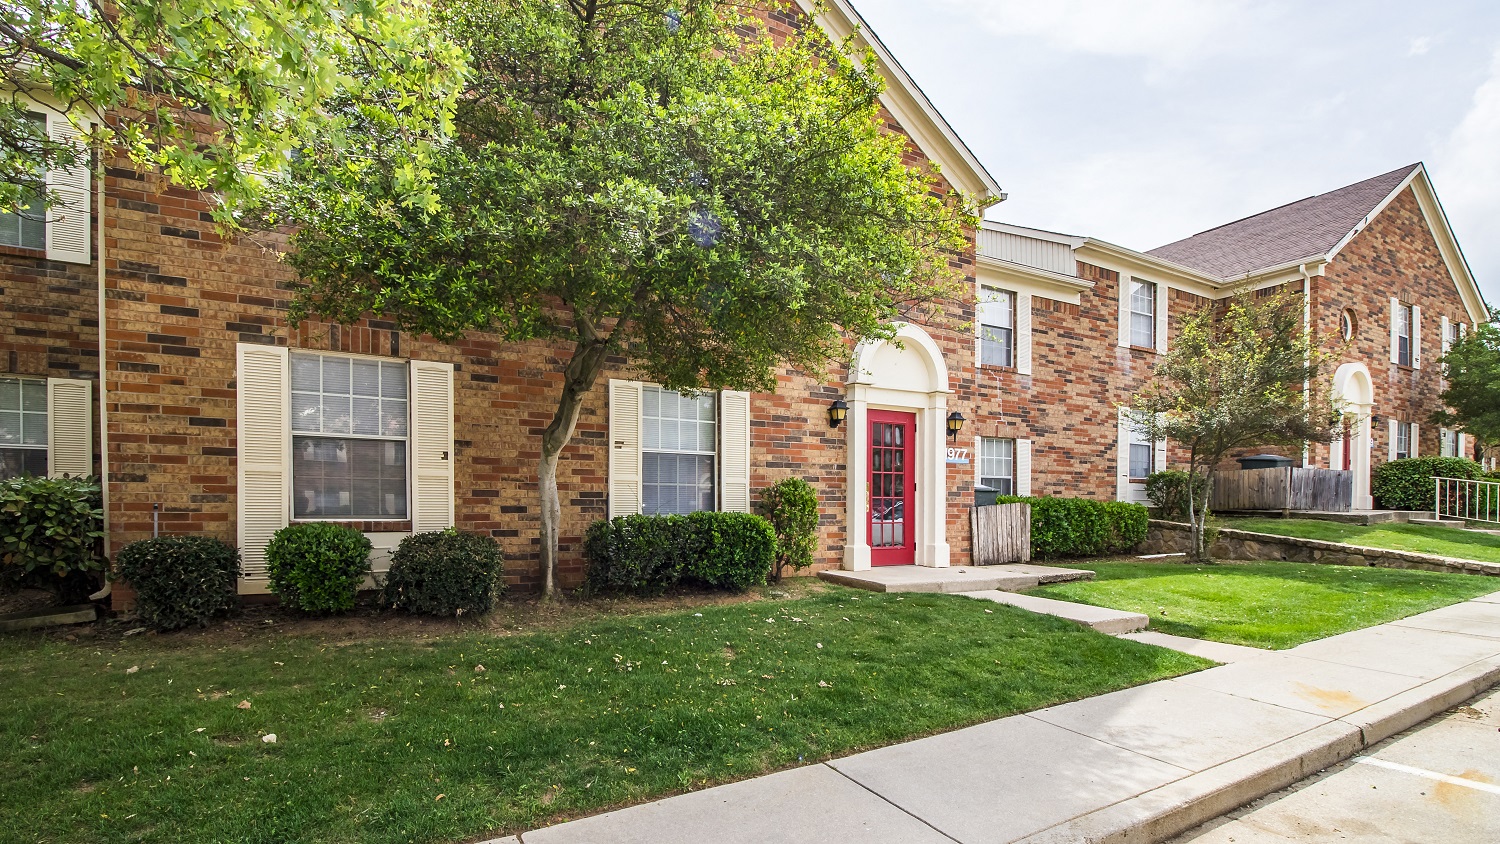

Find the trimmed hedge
[[116, 536, 240, 631], [758, 478, 820, 581], [265, 522, 372, 614], [994, 495, 1149, 560], [1372, 457, 1484, 511], [0, 475, 105, 602], [380, 530, 505, 617], [1144, 470, 1207, 521], [584, 512, 774, 595]]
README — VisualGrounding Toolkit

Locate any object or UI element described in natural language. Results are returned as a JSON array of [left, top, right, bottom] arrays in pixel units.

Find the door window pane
[[642, 386, 716, 515]]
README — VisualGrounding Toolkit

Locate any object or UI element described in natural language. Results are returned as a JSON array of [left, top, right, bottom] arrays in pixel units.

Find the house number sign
[[945, 447, 970, 465]]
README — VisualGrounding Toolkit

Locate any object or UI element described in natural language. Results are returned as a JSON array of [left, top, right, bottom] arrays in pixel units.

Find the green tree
[[2, 0, 465, 215], [1434, 311, 1500, 460], [263, 0, 976, 596], [1128, 290, 1342, 560]]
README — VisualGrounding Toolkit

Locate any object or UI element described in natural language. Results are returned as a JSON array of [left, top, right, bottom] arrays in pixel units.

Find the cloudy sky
[[853, 0, 1500, 303]]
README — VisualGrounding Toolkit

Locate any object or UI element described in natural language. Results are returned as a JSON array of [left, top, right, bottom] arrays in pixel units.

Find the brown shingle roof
[[1146, 164, 1421, 279]]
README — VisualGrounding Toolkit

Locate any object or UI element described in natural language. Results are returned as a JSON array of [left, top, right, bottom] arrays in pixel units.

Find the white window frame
[[1440, 428, 1457, 458], [1127, 421, 1156, 481], [1128, 279, 1157, 350], [641, 385, 718, 516], [1395, 303, 1413, 367], [977, 436, 1015, 495], [0, 375, 49, 476], [1395, 420, 1412, 461], [978, 286, 1016, 369], [0, 112, 46, 251], [288, 350, 412, 522]]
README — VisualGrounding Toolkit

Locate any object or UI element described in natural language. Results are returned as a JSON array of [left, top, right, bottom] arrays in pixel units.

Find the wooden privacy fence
[[1211, 467, 1353, 513], [971, 502, 1030, 565]]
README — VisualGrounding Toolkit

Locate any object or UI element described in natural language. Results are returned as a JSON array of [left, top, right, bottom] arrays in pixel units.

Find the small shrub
[[116, 536, 240, 631], [758, 478, 820, 581], [265, 523, 371, 614], [684, 511, 775, 591], [585, 511, 775, 595], [995, 495, 1149, 560], [381, 529, 505, 617], [0, 475, 105, 601], [1144, 470, 1208, 521], [1372, 457, 1484, 511]]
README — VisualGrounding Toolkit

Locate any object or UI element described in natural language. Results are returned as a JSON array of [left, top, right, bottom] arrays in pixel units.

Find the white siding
[[977, 228, 1075, 275]]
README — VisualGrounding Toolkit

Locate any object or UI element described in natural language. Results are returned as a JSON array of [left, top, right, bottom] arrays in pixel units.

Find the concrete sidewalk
[[491, 593, 1500, 844]]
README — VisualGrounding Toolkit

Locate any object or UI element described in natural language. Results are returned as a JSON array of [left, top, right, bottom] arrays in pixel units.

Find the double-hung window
[[1128, 420, 1155, 481], [978, 437, 1015, 495], [979, 287, 1016, 368], [1395, 303, 1413, 367], [0, 113, 45, 250], [1129, 279, 1157, 349], [290, 352, 409, 519], [1394, 421, 1412, 461], [642, 386, 716, 515], [0, 377, 48, 479], [1441, 428, 1458, 458]]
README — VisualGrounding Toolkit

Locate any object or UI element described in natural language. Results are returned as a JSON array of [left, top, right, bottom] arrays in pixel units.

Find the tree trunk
[[1191, 468, 1216, 562], [537, 317, 615, 598]]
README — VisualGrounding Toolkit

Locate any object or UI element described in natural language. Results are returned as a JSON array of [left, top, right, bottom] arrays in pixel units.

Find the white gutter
[[89, 145, 111, 602], [1300, 263, 1312, 467]]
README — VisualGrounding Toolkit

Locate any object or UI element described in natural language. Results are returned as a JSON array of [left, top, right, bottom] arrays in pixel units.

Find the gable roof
[[1146, 164, 1421, 279], [801, 0, 1004, 206]]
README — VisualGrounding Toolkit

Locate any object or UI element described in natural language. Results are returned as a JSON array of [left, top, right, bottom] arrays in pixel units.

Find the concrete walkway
[[489, 592, 1500, 844]]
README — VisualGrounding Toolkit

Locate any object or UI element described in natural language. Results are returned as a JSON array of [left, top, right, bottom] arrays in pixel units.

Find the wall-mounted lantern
[[946, 410, 966, 441], [828, 399, 848, 429]]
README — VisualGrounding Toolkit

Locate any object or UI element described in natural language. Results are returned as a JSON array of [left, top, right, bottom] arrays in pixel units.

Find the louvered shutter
[[1016, 438, 1032, 497], [1389, 299, 1400, 364], [237, 344, 289, 581], [1016, 292, 1033, 375], [409, 360, 455, 533], [1412, 305, 1422, 369], [1154, 427, 1168, 474], [44, 114, 90, 264], [1441, 315, 1451, 356], [1116, 408, 1132, 501], [608, 380, 643, 518], [1388, 419, 1398, 461], [719, 390, 752, 513], [46, 377, 92, 477], [1117, 278, 1131, 348], [1410, 422, 1420, 458], [1155, 284, 1169, 353]]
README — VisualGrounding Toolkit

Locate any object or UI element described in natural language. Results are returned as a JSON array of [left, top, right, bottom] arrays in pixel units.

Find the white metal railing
[[1434, 476, 1500, 524]]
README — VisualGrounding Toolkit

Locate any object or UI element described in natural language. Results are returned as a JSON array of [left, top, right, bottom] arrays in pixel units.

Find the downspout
[[89, 142, 111, 602], [1300, 263, 1312, 467]]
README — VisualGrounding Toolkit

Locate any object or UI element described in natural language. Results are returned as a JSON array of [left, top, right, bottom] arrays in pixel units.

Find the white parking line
[[1353, 756, 1500, 796]]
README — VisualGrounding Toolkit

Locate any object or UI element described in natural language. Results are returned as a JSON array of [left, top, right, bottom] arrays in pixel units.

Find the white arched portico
[[1332, 362, 1375, 510], [843, 323, 951, 570]]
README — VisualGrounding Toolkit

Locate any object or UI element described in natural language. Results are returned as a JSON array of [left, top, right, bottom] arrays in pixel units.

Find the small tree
[[1128, 290, 1342, 560], [264, 1, 975, 596], [758, 477, 819, 582], [1434, 311, 1500, 460]]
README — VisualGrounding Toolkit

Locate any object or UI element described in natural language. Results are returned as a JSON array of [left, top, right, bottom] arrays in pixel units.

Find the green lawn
[[1031, 560, 1500, 649], [0, 589, 1205, 844], [1223, 517, 1500, 565]]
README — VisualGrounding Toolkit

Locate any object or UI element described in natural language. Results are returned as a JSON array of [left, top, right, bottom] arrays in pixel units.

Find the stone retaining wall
[[1141, 520, 1500, 577]]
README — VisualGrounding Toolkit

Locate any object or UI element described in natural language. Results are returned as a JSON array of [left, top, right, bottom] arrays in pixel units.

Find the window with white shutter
[[0, 113, 46, 251], [978, 437, 1014, 495], [609, 380, 747, 517], [290, 352, 409, 519], [0, 376, 49, 478], [978, 287, 1016, 368]]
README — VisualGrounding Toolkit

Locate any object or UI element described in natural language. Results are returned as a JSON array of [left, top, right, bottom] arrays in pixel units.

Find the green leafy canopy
[[2, 0, 466, 215], [1435, 310, 1500, 451]]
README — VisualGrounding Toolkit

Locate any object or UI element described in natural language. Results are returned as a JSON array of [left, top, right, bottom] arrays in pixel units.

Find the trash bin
[[1237, 454, 1293, 470], [975, 484, 1000, 507]]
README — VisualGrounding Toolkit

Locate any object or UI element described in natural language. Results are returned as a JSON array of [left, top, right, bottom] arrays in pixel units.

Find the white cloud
[[1408, 35, 1434, 56], [1436, 49, 1500, 296], [940, 0, 1264, 66]]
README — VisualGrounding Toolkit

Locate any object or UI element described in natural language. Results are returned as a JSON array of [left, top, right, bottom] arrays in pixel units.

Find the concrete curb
[[1014, 658, 1500, 844]]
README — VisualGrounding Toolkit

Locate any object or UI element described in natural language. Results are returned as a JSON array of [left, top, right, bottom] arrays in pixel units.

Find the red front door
[[869, 410, 916, 566], [1341, 418, 1353, 471]]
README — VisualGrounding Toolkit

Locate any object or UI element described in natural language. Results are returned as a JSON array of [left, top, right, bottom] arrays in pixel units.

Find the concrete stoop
[[817, 563, 1094, 594]]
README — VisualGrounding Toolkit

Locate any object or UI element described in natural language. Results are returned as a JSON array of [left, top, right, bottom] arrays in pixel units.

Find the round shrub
[[116, 535, 240, 631], [1144, 470, 1207, 521], [584, 514, 694, 596], [0, 474, 105, 600], [265, 523, 371, 614], [1372, 457, 1483, 511], [380, 530, 505, 617], [758, 477, 820, 581], [685, 511, 775, 591]]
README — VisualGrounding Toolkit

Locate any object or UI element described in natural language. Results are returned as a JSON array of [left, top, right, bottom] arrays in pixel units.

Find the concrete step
[[957, 590, 1148, 634], [1407, 517, 1467, 528], [818, 564, 1094, 594]]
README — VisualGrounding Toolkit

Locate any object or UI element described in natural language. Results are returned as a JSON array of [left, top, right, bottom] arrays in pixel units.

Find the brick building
[[0, 5, 1486, 609]]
